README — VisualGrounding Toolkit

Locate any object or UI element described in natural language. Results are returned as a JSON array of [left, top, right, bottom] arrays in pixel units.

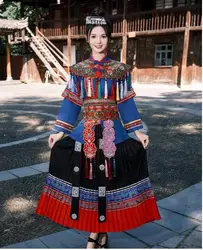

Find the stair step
[[28, 29, 69, 84]]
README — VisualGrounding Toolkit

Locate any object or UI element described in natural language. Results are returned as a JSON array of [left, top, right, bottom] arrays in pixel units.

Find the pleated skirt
[[36, 126, 161, 232]]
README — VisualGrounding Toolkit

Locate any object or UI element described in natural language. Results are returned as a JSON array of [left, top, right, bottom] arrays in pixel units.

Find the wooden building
[[2, 0, 202, 86], [0, 18, 28, 81]]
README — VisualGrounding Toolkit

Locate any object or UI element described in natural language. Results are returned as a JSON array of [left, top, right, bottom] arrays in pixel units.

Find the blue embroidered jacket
[[54, 55, 143, 144]]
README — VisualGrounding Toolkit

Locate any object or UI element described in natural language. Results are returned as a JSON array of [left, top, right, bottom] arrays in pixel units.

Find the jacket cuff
[[54, 119, 74, 134], [123, 119, 143, 133]]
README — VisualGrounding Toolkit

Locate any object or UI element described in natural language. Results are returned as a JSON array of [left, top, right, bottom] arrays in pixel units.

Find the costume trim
[[70, 59, 132, 80], [83, 121, 97, 160], [117, 89, 136, 104], [55, 120, 74, 133], [62, 88, 83, 107], [124, 119, 142, 131], [39, 174, 156, 211], [84, 99, 116, 105], [83, 104, 119, 121]]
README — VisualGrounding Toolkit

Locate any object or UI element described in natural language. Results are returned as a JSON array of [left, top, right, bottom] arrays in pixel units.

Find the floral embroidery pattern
[[70, 59, 132, 80], [83, 104, 119, 121], [102, 120, 116, 159], [83, 120, 98, 159], [43, 174, 154, 211]]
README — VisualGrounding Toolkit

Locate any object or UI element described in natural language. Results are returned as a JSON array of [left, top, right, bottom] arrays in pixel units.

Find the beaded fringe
[[69, 74, 131, 100]]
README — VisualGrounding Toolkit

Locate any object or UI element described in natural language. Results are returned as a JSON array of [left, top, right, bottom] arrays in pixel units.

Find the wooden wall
[[17, 30, 201, 85]]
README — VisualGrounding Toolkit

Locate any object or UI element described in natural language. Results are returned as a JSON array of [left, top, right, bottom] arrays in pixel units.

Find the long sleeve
[[116, 73, 143, 133], [54, 74, 83, 134]]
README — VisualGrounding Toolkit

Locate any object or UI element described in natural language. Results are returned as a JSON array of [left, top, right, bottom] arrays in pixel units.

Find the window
[[156, 0, 173, 9], [155, 44, 173, 66]]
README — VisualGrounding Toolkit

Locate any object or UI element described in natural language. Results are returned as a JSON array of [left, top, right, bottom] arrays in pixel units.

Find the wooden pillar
[[21, 1, 28, 82], [36, 0, 39, 35], [121, 0, 127, 63], [6, 36, 13, 81], [180, 10, 191, 87], [22, 29, 28, 82], [67, 0, 72, 72], [191, 34, 196, 84], [132, 38, 138, 84]]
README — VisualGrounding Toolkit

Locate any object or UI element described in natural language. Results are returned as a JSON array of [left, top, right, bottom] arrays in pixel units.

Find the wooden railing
[[190, 5, 202, 27], [39, 5, 202, 38], [40, 19, 69, 37], [127, 7, 188, 32], [111, 14, 123, 34]]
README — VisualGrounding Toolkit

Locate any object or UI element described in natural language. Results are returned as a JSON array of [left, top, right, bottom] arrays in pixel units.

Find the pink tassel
[[105, 159, 108, 178], [89, 161, 93, 179]]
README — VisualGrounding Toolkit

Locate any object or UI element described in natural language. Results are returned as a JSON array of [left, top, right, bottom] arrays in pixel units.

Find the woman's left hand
[[134, 130, 149, 149]]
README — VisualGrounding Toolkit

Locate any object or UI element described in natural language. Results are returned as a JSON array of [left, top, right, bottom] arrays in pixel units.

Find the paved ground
[[3, 182, 202, 249], [0, 81, 201, 248]]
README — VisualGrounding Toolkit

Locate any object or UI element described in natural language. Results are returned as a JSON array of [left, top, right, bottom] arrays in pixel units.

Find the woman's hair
[[86, 7, 112, 39]]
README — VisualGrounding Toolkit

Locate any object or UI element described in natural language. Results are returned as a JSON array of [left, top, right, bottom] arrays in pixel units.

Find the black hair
[[86, 7, 112, 39]]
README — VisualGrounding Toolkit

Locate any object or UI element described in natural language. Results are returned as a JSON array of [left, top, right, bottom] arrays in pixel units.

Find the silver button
[[99, 215, 105, 221], [71, 213, 77, 220], [72, 187, 79, 197], [99, 186, 106, 197], [99, 164, 105, 171], [74, 166, 79, 172], [74, 141, 82, 152]]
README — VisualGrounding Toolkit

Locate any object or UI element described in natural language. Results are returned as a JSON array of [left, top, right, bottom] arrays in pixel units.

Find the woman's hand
[[48, 132, 64, 149], [134, 130, 149, 149]]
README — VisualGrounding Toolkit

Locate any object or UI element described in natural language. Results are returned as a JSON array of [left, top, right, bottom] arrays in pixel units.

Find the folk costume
[[36, 55, 161, 232]]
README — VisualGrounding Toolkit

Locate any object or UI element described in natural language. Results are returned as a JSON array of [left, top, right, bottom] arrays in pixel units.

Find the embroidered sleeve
[[54, 74, 83, 134], [116, 73, 143, 133]]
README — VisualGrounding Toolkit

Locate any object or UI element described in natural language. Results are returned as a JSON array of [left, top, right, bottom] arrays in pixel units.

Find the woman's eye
[[102, 35, 107, 38], [91, 35, 96, 38]]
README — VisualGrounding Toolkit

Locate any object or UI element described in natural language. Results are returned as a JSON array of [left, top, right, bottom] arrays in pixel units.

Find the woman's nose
[[96, 37, 101, 43]]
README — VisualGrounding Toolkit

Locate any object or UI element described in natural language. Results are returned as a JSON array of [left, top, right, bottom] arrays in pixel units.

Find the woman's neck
[[91, 51, 107, 61]]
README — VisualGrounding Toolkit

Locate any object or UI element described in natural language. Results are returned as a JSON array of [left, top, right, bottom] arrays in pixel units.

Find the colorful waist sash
[[83, 99, 119, 121]]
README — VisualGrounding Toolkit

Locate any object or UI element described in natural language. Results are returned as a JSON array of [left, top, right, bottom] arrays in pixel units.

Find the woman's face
[[88, 26, 108, 54]]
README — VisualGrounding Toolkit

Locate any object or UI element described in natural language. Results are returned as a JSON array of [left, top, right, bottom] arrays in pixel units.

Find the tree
[[0, 1, 45, 55]]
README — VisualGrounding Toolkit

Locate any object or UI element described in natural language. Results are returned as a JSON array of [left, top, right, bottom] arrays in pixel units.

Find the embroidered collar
[[88, 55, 112, 77], [89, 55, 112, 65], [70, 57, 131, 79]]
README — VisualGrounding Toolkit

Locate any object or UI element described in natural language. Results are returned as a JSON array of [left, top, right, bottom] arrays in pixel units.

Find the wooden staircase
[[26, 27, 70, 84]]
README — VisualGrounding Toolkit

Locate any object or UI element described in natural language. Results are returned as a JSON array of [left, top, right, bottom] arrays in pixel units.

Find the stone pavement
[[3, 182, 202, 249]]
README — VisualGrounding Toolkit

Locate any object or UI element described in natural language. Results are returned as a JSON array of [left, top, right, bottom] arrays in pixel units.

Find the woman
[[36, 7, 161, 249]]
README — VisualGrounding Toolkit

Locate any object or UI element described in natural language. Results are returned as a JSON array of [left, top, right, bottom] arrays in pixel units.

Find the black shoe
[[98, 233, 108, 248], [87, 236, 101, 248]]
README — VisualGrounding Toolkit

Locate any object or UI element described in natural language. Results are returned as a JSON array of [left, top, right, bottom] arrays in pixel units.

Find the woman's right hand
[[48, 132, 64, 149]]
